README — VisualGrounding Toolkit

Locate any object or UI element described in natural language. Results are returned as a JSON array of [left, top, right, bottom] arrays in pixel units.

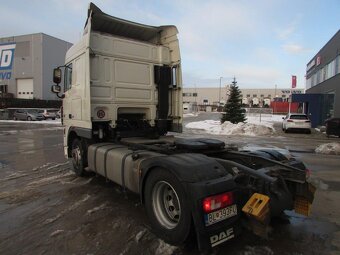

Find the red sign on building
[[292, 75, 297, 88]]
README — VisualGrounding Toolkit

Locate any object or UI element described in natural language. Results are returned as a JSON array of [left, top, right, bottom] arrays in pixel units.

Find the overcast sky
[[1, 0, 339, 89]]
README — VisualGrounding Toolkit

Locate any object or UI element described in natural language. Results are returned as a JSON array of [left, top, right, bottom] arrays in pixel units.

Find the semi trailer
[[51, 3, 315, 251]]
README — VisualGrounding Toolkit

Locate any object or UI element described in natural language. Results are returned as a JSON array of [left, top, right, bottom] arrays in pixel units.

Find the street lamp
[[219, 77, 222, 106]]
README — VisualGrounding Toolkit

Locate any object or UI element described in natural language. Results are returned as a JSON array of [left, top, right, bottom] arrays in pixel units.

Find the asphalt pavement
[[0, 117, 339, 255]]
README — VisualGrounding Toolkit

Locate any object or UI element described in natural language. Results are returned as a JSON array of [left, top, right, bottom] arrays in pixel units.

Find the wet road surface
[[0, 117, 340, 255]]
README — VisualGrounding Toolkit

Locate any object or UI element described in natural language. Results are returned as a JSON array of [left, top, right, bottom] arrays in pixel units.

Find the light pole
[[219, 77, 222, 106], [274, 84, 277, 114]]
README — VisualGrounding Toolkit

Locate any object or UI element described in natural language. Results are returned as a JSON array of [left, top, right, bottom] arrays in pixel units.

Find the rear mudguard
[[139, 153, 242, 250]]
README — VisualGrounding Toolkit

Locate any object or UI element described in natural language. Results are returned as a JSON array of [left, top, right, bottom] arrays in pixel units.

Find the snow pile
[[155, 239, 178, 255], [185, 119, 275, 136], [315, 142, 340, 155], [183, 112, 199, 117]]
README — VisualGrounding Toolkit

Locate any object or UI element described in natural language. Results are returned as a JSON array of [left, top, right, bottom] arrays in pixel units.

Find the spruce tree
[[221, 77, 246, 124]]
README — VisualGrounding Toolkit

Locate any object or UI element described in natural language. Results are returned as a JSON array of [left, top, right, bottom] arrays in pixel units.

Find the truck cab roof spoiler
[[86, 2, 177, 43]]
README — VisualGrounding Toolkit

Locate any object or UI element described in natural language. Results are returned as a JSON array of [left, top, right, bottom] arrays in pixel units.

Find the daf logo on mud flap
[[210, 228, 234, 247]]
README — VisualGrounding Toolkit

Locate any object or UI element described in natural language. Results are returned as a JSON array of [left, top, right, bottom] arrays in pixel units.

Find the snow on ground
[[183, 112, 199, 117], [185, 114, 285, 136], [0, 119, 61, 125], [315, 142, 340, 155]]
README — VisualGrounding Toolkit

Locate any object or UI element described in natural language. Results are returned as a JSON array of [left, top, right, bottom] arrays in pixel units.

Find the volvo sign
[[0, 43, 16, 80]]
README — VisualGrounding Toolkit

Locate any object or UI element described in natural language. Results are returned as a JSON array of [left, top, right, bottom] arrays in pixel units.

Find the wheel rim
[[152, 181, 181, 229], [72, 145, 81, 168]]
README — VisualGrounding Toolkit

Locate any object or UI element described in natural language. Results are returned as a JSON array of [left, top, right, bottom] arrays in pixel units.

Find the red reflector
[[203, 192, 234, 213], [287, 120, 294, 122]]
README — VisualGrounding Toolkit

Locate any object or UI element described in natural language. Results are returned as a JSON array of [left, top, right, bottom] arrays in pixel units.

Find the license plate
[[204, 204, 237, 226]]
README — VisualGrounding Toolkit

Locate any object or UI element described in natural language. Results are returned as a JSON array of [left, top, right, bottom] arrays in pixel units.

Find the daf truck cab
[[52, 3, 315, 251]]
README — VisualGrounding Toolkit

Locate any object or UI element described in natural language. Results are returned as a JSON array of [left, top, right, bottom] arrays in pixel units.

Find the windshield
[[290, 115, 308, 120]]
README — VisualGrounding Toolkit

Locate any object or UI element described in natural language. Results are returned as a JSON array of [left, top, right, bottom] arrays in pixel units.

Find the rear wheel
[[27, 116, 32, 121], [144, 169, 192, 245], [13, 116, 17, 121], [71, 138, 86, 176]]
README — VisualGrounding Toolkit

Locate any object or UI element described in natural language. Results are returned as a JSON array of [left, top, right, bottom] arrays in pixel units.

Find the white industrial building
[[0, 33, 72, 100], [183, 87, 304, 107]]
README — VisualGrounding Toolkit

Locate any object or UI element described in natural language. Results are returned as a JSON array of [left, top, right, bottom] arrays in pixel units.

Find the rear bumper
[[286, 123, 311, 130]]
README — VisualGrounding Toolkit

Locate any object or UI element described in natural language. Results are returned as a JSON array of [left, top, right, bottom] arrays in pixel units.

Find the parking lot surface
[[0, 117, 339, 255]]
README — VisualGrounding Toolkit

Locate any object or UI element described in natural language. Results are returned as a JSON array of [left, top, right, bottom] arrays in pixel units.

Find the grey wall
[[0, 34, 43, 98], [0, 33, 72, 100], [42, 34, 72, 100]]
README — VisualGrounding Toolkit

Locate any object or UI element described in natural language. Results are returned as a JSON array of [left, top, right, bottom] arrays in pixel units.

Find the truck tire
[[144, 168, 192, 245], [71, 138, 86, 176]]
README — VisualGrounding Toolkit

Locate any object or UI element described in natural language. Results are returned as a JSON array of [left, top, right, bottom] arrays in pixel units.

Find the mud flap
[[241, 193, 271, 238], [294, 182, 316, 216], [185, 177, 242, 251]]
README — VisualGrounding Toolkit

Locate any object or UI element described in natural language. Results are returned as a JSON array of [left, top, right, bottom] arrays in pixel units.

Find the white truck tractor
[[51, 3, 315, 251]]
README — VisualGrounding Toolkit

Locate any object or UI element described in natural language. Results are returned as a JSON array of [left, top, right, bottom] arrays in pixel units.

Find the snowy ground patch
[[0, 119, 61, 125], [185, 114, 283, 136], [183, 112, 199, 117], [315, 142, 340, 155]]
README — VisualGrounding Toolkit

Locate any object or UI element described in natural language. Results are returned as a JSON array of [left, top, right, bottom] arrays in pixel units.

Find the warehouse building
[[0, 33, 72, 100], [183, 87, 304, 107], [292, 29, 340, 127]]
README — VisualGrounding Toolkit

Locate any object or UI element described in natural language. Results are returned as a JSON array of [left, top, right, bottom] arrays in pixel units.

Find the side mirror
[[53, 68, 62, 84], [51, 85, 61, 93]]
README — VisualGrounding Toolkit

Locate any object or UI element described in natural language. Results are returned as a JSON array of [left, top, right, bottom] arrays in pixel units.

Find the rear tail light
[[305, 168, 311, 179], [287, 120, 294, 122], [203, 192, 234, 213]]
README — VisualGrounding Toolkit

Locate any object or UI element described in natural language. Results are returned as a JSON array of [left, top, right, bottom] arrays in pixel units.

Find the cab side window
[[64, 63, 73, 92]]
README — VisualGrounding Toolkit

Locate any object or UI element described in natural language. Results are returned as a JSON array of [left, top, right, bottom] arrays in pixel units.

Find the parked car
[[325, 118, 340, 137], [13, 109, 44, 121], [282, 113, 311, 133], [39, 109, 58, 120]]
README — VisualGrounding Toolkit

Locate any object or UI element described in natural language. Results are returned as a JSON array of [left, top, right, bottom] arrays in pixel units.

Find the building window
[[0, 85, 8, 93], [253, 94, 257, 97], [260, 94, 264, 97], [193, 93, 197, 97], [246, 94, 250, 97], [327, 59, 336, 79], [268, 95, 271, 98], [306, 77, 312, 89], [336, 55, 340, 74], [183, 93, 195, 97]]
